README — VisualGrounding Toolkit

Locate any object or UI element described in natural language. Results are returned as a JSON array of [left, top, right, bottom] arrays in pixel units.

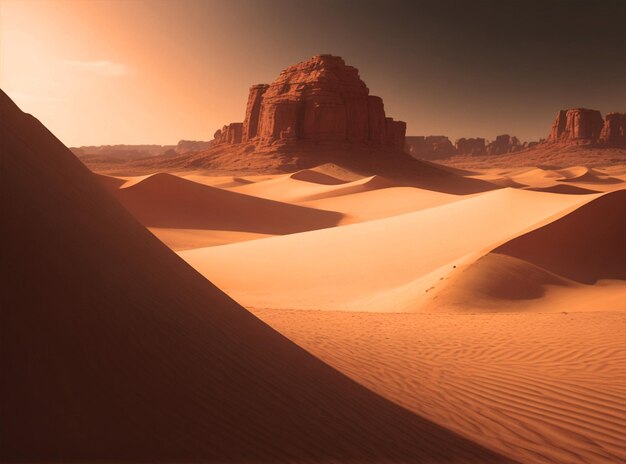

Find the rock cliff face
[[547, 108, 604, 144], [242, 85, 269, 142], [545, 108, 626, 147], [485, 134, 522, 155], [599, 112, 626, 146], [175, 140, 212, 154], [214, 55, 406, 152], [214, 123, 243, 145], [455, 138, 486, 156], [405, 136, 456, 160]]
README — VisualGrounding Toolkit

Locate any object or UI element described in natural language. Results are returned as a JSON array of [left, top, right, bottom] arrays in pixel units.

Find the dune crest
[[112, 172, 344, 235], [180, 188, 596, 312], [493, 189, 626, 283]]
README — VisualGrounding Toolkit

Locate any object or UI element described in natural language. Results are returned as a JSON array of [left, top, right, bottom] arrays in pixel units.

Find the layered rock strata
[[485, 134, 522, 155], [455, 138, 486, 156], [214, 55, 406, 151]]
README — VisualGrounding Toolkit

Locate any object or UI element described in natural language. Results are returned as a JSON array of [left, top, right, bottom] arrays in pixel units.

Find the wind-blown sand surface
[[3, 90, 511, 462], [172, 168, 626, 464], [252, 308, 626, 464], [180, 188, 598, 312]]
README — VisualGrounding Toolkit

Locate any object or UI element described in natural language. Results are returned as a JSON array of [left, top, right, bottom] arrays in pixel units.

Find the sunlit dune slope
[[1, 90, 512, 462], [427, 189, 626, 311], [111, 172, 344, 234], [180, 188, 595, 312], [557, 166, 623, 184], [302, 186, 463, 222]]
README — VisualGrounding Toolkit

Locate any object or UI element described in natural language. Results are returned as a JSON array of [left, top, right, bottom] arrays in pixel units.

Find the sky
[[1, 0, 625, 146]]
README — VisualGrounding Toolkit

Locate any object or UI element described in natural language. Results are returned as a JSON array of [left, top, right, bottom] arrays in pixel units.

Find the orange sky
[[1, 0, 625, 146]]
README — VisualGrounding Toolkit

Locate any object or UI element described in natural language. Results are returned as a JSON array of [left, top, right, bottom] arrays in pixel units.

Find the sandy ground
[[179, 188, 599, 311], [251, 308, 626, 464], [88, 147, 626, 463]]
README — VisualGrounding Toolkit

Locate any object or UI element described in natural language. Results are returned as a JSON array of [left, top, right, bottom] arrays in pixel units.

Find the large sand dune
[[424, 189, 626, 310], [180, 188, 596, 311], [2, 90, 511, 462], [494, 189, 626, 283], [302, 186, 463, 222], [112, 172, 344, 234]]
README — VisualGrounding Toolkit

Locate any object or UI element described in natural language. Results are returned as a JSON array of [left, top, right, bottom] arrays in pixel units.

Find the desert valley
[[2, 1, 626, 463]]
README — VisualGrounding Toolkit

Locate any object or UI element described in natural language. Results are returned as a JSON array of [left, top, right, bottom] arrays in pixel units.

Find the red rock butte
[[547, 108, 626, 146], [213, 55, 407, 151]]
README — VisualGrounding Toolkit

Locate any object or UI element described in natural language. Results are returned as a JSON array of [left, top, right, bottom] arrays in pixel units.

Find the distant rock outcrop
[[214, 122, 243, 145], [175, 140, 212, 154], [547, 108, 604, 144], [455, 138, 486, 156], [405, 135, 456, 159], [70, 144, 174, 159], [599, 112, 626, 146], [485, 134, 522, 155], [545, 108, 626, 147], [213, 55, 406, 152]]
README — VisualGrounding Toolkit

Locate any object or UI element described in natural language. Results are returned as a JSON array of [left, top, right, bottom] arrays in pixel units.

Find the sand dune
[[305, 162, 367, 181], [436, 253, 572, 302], [230, 171, 395, 202], [422, 190, 626, 312], [494, 189, 626, 283], [300, 174, 402, 201], [112, 172, 344, 234], [557, 166, 623, 184], [147, 227, 274, 250], [94, 172, 126, 190], [302, 186, 464, 222], [254, 308, 626, 464], [3, 90, 514, 462], [182, 174, 255, 188], [180, 188, 595, 312], [526, 184, 600, 194], [290, 168, 347, 185]]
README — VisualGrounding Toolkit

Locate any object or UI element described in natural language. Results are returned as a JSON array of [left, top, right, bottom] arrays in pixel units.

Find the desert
[[2, 1, 625, 463]]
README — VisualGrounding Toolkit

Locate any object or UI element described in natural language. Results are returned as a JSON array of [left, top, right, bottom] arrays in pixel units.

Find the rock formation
[[545, 108, 626, 147], [485, 134, 522, 155], [405, 136, 456, 160], [242, 84, 269, 142], [213, 55, 406, 152], [599, 112, 626, 146], [547, 108, 604, 144], [455, 138, 486, 156], [213, 122, 243, 145], [175, 139, 212, 154]]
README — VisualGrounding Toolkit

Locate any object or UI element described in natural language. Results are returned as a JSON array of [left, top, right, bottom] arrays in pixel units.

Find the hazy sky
[[1, 0, 625, 146]]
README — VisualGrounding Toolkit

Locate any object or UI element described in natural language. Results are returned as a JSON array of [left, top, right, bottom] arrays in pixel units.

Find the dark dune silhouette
[[94, 172, 126, 189], [1, 89, 512, 462], [112, 172, 344, 234]]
